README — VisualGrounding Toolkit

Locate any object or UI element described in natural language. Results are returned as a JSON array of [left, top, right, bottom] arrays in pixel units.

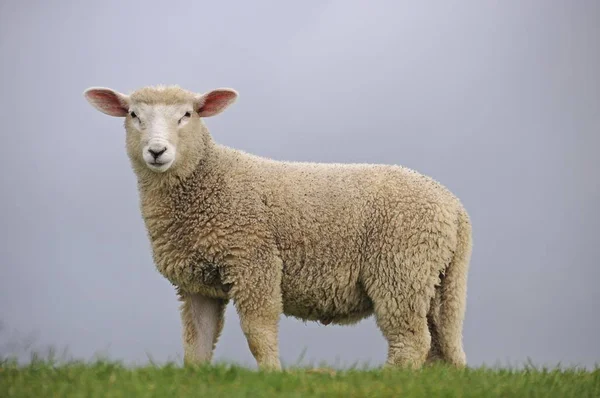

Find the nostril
[[148, 147, 167, 159]]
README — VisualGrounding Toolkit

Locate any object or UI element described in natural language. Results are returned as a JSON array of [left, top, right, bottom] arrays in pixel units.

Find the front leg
[[178, 289, 228, 365], [229, 254, 283, 371]]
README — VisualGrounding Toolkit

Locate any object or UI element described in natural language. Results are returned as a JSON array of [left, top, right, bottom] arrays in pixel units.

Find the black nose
[[148, 147, 167, 159]]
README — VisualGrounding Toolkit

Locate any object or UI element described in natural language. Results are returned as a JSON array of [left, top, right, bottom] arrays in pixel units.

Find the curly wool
[[142, 141, 471, 368]]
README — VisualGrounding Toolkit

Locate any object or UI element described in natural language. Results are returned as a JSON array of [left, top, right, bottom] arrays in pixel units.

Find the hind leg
[[426, 211, 472, 367], [366, 258, 436, 369], [363, 203, 461, 368], [425, 288, 444, 364], [375, 303, 431, 369], [433, 259, 469, 367]]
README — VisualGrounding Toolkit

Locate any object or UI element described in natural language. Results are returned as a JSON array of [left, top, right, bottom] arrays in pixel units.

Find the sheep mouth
[[145, 158, 174, 173]]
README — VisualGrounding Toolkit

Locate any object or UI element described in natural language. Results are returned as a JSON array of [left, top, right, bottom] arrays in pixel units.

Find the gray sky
[[1, 0, 598, 369]]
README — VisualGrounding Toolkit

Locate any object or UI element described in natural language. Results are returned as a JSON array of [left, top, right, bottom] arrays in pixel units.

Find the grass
[[1, 357, 599, 398]]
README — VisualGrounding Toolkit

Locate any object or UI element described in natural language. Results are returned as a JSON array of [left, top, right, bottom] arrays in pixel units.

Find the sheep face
[[83, 86, 238, 174], [124, 103, 190, 173]]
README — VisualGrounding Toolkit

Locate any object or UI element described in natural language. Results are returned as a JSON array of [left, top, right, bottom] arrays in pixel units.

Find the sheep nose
[[148, 147, 167, 159]]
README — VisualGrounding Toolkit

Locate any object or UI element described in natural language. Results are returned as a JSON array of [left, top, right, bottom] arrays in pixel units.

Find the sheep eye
[[179, 112, 192, 124], [130, 111, 137, 118]]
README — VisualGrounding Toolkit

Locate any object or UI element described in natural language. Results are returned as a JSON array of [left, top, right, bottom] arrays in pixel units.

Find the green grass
[[1, 358, 599, 398]]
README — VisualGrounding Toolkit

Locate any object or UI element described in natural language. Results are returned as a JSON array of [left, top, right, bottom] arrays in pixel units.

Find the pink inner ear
[[88, 91, 128, 116], [198, 91, 235, 116]]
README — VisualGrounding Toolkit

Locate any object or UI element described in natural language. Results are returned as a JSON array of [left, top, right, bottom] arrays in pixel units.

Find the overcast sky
[[1, 0, 598, 369]]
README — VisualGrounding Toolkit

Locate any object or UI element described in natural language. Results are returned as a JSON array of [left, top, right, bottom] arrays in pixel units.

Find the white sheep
[[83, 84, 473, 371]]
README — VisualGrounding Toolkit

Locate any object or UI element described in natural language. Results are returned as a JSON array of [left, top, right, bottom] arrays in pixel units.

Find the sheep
[[83, 84, 473, 371]]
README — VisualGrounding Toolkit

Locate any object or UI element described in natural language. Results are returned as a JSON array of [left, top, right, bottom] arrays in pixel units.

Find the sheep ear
[[83, 87, 130, 117], [195, 88, 238, 117]]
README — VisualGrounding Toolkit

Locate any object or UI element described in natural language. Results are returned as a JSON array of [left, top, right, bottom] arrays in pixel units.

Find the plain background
[[1, 0, 598, 369]]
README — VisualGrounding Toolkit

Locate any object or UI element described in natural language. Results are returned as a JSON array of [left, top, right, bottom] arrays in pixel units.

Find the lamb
[[83, 84, 473, 371]]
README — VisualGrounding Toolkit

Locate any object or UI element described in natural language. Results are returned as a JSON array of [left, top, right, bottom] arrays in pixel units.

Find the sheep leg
[[376, 306, 431, 369], [425, 289, 444, 364], [178, 290, 228, 365], [230, 258, 283, 371], [427, 210, 472, 367], [239, 311, 281, 371], [365, 255, 435, 368]]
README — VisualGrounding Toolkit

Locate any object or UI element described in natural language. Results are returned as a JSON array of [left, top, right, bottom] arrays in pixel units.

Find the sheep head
[[83, 85, 238, 174]]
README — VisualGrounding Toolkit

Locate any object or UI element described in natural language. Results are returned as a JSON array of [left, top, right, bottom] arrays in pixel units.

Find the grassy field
[[1, 358, 599, 398]]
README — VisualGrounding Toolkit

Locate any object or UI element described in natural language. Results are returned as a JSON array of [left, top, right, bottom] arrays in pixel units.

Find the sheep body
[[84, 85, 472, 370]]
